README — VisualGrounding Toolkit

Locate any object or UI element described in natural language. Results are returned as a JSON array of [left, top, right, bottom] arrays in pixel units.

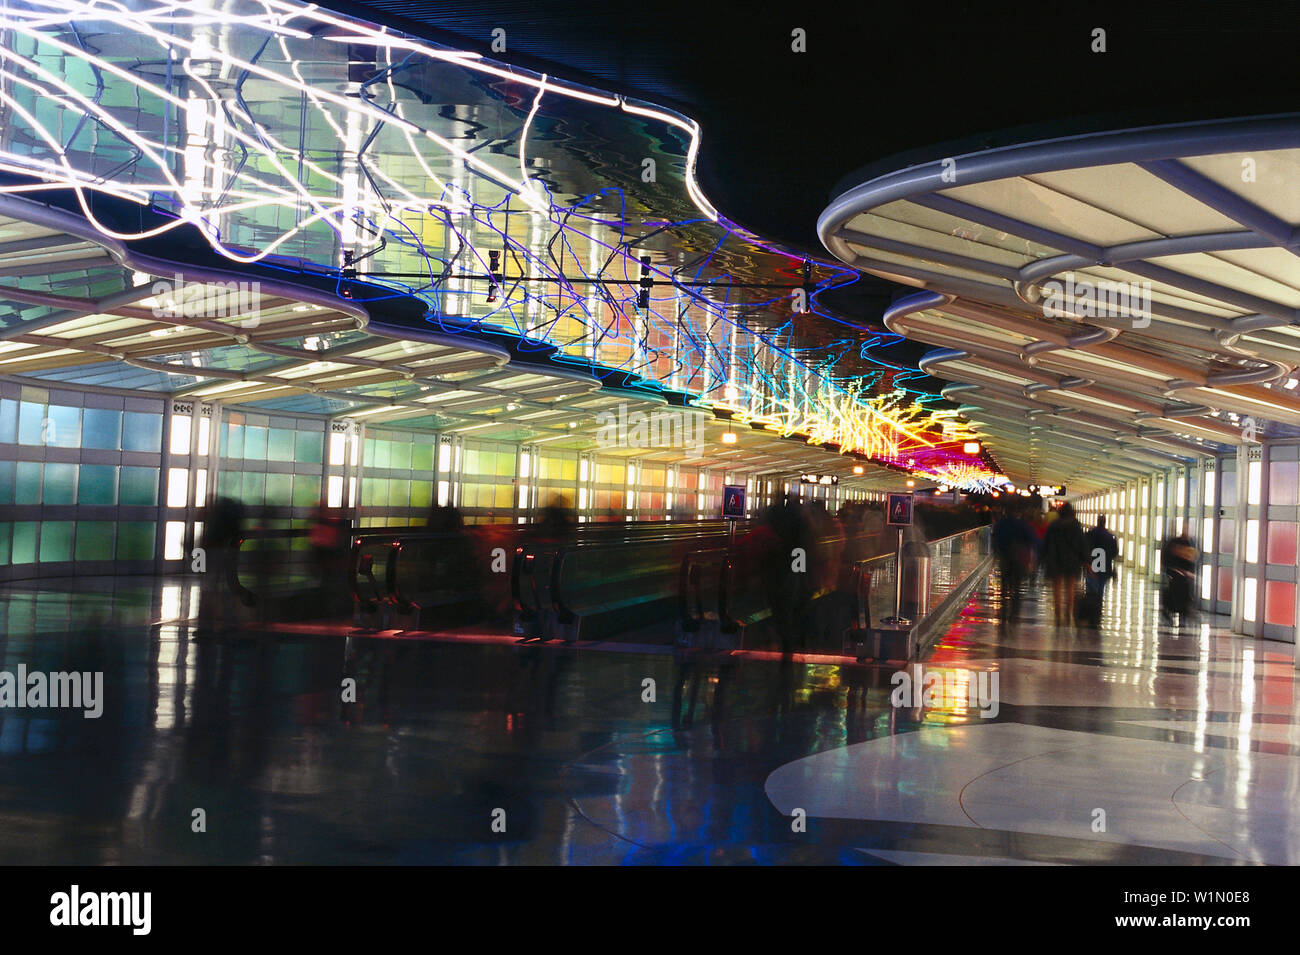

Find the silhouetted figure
[[991, 503, 1036, 624], [534, 494, 576, 545], [1041, 502, 1087, 627], [426, 504, 479, 623], [1081, 514, 1119, 627], [309, 501, 347, 612], [1160, 528, 1199, 626], [197, 496, 245, 634], [763, 495, 816, 657]]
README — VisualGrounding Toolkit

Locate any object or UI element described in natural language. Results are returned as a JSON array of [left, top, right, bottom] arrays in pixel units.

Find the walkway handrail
[[550, 546, 576, 624]]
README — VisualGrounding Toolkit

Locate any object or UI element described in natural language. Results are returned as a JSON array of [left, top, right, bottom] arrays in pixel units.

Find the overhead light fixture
[[906, 479, 915, 487], [963, 441, 981, 454], [852, 465, 864, 475], [721, 431, 737, 444]]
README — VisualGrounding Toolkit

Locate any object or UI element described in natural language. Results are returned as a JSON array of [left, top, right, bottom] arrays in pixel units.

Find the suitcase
[[1076, 586, 1102, 628]]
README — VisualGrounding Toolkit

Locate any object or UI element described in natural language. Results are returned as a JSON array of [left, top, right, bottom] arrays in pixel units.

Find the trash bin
[[899, 538, 931, 621]]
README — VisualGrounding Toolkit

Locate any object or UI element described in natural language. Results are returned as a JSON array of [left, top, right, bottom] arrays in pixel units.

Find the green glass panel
[[0, 461, 13, 504], [116, 522, 156, 561], [241, 471, 266, 504], [120, 466, 159, 506], [38, 521, 73, 562], [82, 408, 122, 450], [78, 464, 118, 505], [17, 401, 44, 445], [411, 441, 433, 471], [74, 521, 115, 561], [295, 431, 323, 465], [0, 522, 10, 565], [45, 405, 80, 448], [387, 479, 408, 508], [363, 438, 375, 465], [265, 472, 292, 506], [12, 522, 37, 564], [217, 471, 239, 496], [410, 481, 432, 509], [391, 440, 411, 470], [244, 426, 268, 461], [223, 422, 244, 458], [374, 440, 391, 469], [0, 398, 16, 443], [122, 412, 162, 452], [292, 475, 321, 508], [268, 427, 295, 462], [42, 462, 76, 504], [15, 462, 41, 505]]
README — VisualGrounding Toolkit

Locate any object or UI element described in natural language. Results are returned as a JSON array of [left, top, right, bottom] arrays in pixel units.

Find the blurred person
[[196, 496, 245, 634], [1080, 514, 1118, 628], [308, 500, 347, 607], [535, 493, 577, 545], [763, 495, 816, 657], [1160, 527, 1199, 626], [1028, 508, 1049, 582], [991, 502, 1036, 624], [1041, 502, 1087, 626]]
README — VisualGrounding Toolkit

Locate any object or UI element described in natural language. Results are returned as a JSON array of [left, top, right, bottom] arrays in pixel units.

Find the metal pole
[[894, 526, 904, 621]]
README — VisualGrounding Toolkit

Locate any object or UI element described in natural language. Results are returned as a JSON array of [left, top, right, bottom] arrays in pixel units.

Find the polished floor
[[0, 566, 1296, 864]]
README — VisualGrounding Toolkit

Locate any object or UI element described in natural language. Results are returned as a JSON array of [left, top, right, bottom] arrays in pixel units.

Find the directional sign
[[886, 492, 914, 526], [722, 484, 747, 520]]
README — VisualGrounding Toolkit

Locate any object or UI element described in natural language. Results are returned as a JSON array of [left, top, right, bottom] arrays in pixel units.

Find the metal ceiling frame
[[818, 115, 1300, 494]]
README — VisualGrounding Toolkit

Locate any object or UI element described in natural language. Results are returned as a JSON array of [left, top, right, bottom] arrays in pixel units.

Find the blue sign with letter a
[[722, 484, 746, 520], [886, 492, 914, 526]]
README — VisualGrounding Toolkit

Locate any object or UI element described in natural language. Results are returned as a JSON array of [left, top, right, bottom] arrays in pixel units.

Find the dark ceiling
[[316, 0, 1300, 390], [325, 0, 1300, 254]]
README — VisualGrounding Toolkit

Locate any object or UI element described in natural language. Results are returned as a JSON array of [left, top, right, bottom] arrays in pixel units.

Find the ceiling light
[[721, 431, 737, 444], [963, 441, 981, 454]]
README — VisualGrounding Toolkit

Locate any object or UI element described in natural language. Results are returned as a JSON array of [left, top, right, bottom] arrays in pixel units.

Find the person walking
[[991, 502, 1036, 624], [1041, 503, 1087, 626], [1081, 514, 1119, 627]]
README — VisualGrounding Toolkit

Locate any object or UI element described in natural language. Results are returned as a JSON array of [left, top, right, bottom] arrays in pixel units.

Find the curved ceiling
[[0, 0, 993, 486], [819, 115, 1300, 495]]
